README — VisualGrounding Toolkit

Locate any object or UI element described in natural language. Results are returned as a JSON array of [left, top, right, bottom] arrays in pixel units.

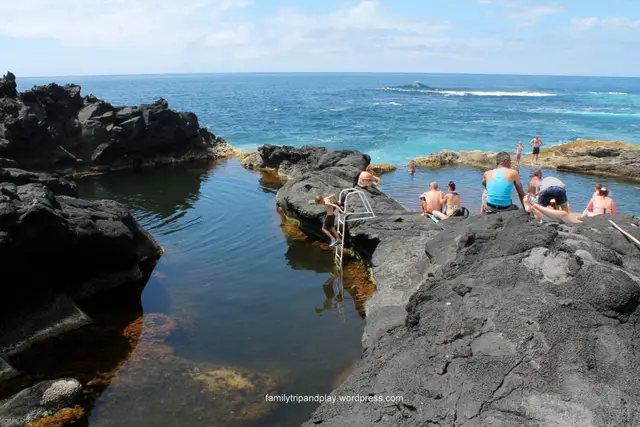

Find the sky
[[0, 0, 639, 77]]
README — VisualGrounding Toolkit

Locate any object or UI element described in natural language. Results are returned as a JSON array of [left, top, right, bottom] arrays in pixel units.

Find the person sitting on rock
[[482, 152, 525, 213], [314, 194, 345, 247], [431, 181, 461, 220], [583, 185, 616, 216], [530, 169, 543, 194], [537, 176, 570, 213], [357, 166, 379, 190], [419, 182, 443, 216]]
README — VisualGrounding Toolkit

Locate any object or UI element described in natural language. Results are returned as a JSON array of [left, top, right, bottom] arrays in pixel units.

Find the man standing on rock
[[482, 152, 525, 214], [419, 182, 444, 216], [529, 134, 543, 166]]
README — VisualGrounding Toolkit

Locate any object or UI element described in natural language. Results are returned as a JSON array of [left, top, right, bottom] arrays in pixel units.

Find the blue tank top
[[486, 168, 512, 207]]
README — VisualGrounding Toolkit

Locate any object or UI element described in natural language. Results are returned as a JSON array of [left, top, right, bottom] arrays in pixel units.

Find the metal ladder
[[334, 188, 376, 270]]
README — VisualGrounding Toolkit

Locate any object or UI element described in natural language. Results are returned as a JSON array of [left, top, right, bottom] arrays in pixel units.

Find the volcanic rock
[[260, 144, 640, 427], [0, 73, 233, 173]]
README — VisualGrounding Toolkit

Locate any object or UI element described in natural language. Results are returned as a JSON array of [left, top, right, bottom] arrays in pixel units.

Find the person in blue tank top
[[481, 152, 525, 214]]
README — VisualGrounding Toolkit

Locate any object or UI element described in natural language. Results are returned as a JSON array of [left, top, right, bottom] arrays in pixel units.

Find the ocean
[[13, 73, 640, 426], [18, 72, 640, 165]]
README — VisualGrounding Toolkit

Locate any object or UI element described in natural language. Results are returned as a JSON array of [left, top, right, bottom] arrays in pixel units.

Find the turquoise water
[[18, 73, 640, 165]]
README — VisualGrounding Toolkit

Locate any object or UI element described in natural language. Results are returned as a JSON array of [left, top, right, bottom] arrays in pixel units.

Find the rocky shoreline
[[0, 74, 234, 426], [0, 72, 233, 177], [246, 145, 640, 427], [411, 139, 640, 181]]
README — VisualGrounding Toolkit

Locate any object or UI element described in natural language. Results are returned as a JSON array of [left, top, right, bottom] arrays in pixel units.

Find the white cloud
[[0, 0, 253, 48], [478, 0, 563, 27], [189, 1, 456, 61], [570, 17, 640, 31]]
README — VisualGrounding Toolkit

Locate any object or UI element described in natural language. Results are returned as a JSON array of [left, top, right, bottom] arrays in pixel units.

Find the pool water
[[74, 158, 370, 427], [379, 165, 640, 216]]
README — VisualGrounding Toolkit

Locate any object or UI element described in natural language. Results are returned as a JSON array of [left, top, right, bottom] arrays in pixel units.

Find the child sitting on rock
[[313, 194, 345, 247]]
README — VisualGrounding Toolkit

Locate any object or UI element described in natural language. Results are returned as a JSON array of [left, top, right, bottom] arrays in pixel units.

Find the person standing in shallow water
[[482, 152, 525, 214], [529, 134, 543, 166]]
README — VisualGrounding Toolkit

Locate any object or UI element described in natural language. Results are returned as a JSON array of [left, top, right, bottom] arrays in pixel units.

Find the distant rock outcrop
[[411, 139, 640, 181], [252, 145, 640, 427], [0, 72, 233, 173]]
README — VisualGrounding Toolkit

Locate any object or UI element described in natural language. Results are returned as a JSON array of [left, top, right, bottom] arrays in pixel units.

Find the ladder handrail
[[334, 188, 376, 273]]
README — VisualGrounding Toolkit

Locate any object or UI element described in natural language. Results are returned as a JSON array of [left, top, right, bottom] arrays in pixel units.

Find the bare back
[[422, 190, 443, 212]]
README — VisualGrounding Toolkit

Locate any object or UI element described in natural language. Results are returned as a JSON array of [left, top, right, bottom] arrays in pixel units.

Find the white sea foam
[[379, 87, 556, 97], [529, 107, 640, 117], [588, 91, 628, 95]]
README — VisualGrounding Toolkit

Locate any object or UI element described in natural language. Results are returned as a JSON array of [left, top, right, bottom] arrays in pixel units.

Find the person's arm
[[481, 172, 487, 187], [585, 198, 594, 213], [610, 199, 617, 214], [329, 203, 344, 213], [512, 171, 525, 208]]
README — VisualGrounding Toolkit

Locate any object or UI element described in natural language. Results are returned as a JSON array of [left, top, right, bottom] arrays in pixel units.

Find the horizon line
[[14, 71, 640, 80]]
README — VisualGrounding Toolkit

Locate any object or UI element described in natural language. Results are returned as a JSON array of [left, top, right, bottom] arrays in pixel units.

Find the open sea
[[14, 73, 640, 427], [18, 72, 640, 165]]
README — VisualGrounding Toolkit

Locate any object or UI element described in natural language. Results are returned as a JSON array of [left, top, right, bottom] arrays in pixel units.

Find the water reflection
[[77, 164, 211, 234], [76, 159, 367, 427]]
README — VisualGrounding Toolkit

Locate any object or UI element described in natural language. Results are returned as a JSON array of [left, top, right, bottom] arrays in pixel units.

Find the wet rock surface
[[411, 139, 640, 181], [0, 164, 162, 367], [0, 378, 82, 427], [0, 73, 232, 173], [253, 145, 640, 427]]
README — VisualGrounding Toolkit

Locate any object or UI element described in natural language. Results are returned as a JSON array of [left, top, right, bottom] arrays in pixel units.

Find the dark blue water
[[18, 73, 640, 165], [75, 159, 368, 427]]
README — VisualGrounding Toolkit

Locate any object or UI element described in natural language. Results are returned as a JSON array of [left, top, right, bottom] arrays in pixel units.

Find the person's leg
[[322, 216, 337, 244], [431, 210, 447, 220], [330, 226, 341, 242], [554, 188, 569, 212], [532, 204, 582, 223], [321, 227, 335, 242]]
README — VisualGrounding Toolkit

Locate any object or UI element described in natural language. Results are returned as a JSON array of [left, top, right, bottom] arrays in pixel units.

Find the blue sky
[[1, 0, 639, 77]]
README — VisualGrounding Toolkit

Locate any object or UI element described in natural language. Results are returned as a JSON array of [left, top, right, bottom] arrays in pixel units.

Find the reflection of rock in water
[[258, 169, 285, 194], [277, 210, 376, 317], [341, 259, 377, 317], [75, 164, 211, 220], [90, 313, 280, 427], [331, 360, 357, 389]]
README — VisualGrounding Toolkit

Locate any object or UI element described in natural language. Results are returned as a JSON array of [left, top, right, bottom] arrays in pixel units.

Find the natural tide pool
[[379, 165, 640, 216], [72, 158, 371, 427]]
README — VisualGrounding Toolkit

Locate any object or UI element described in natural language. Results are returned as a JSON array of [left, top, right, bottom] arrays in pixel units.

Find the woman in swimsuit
[[582, 185, 616, 217], [432, 181, 461, 220]]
